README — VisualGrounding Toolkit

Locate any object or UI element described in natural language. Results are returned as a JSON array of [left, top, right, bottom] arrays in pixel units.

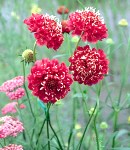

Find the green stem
[[75, 32, 83, 50], [76, 102, 97, 150], [16, 102, 33, 149], [67, 98, 76, 150], [112, 109, 119, 148], [47, 105, 63, 150], [36, 118, 46, 146], [22, 61, 35, 119], [94, 114, 100, 150], [56, 107, 65, 146], [46, 103, 51, 150], [33, 41, 37, 62]]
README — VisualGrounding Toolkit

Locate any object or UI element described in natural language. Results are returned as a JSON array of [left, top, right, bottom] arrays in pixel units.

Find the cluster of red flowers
[[0, 116, 24, 138], [0, 144, 23, 150], [23, 6, 109, 104]]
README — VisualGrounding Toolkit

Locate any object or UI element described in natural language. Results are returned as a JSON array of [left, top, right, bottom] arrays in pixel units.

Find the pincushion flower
[[2, 102, 26, 115], [0, 76, 25, 100], [69, 45, 109, 86], [0, 116, 24, 138], [28, 58, 73, 103], [68, 7, 108, 43], [0, 144, 23, 150], [24, 14, 64, 50]]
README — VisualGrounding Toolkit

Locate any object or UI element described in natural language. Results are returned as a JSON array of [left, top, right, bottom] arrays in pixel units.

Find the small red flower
[[68, 7, 108, 43], [61, 20, 70, 34], [24, 14, 64, 50], [57, 6, 69, 15], [28, 58, 73, 103], [69, 45, 109, 86]]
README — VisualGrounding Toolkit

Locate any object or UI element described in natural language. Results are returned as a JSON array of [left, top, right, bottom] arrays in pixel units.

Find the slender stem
[[67, 98, 76, 150], [47, 106, 63, 150], [16, 103, 33, 149], [4, 139, 6, 146], [112, 109, 119, 148], [75, 32, 83, 50], [76, 103, 97, 150], [36, 118, 46, 145], [0, 143, 3, 147], [46, 103, 51, 150], [33, 41, 37, 62], [94, 114, 100, 150], [56, 107, 65, 146], [22, 61, 35, 119]]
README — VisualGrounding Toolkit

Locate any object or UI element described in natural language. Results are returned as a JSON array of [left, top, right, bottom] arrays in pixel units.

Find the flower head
[[24, 14, 64, 50], [0, 144, 23, 150], [69, 45, 109, 86], [0, 76, 25, 100], [118, 19, 128, 27], [106, 38, 114, 45], [2, 102, 26, 115], [0, 116, 24, 138], [28, 58, 73, 103], [68, 7, 108, 43], [57, 6, 69, 15], [22, 49, 34, 63], [100, 122, 108, 129]]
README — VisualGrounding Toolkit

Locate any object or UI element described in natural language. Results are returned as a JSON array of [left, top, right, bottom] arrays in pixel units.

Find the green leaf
[[37, 99, 47, 112]]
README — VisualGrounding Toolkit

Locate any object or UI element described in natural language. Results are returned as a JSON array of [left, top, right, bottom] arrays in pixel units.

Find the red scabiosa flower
[[61, 20, 70, 34], [68, 7, 108, 43], [0, 144, 23, 150], [28, 58, 73, 103], [24, 14, 64, 50], [69, 45, 109, 86]]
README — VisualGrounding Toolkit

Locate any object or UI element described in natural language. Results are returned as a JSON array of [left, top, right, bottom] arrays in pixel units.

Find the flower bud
[[57, 6, 69, 15], [127, 116, 130, 124], [100, 122, 108, 129], [22, 49, 34, 63], [71, 36, 80, 43], [106, 38, 114, 45], [118, 19, 128, 27], [89, 107, 95, 115]]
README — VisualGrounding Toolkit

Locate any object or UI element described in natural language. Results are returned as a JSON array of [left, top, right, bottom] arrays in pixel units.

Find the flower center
[[46, 79, 57, 90]]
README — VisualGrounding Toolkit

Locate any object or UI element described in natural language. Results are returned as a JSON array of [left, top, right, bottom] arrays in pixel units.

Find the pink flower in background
[[24, 13, 64, 50], [28, 58, 73, 103], [0, 116, 24, 138], [68, 7, 108, 43], [0, 144, 23, 150], [0, 76, 24, 92], [0, 76, 25, 100], [6, 88, 25, 100], [69, 45, 109, 86], [2, 102, 26, 115]]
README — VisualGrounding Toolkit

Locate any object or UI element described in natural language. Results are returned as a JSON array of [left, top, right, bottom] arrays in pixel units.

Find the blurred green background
[[0, 0, 130, 149]]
